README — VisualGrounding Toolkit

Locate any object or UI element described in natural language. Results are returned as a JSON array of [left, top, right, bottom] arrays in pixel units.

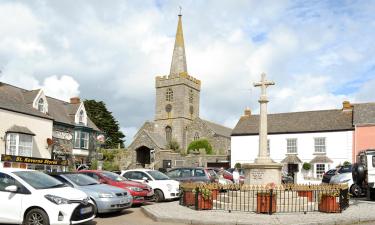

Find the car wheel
[[351, 184, 362, 197], [154, 189, 165, 202], [24, 208, 50, 225]]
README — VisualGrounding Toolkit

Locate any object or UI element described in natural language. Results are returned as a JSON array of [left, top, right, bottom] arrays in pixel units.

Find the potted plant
[[318, 192, 340, 213], [256, 183, 277, 214]]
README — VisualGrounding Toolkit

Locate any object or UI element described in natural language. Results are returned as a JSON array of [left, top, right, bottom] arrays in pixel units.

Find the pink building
[[353, 103, 375, 162]]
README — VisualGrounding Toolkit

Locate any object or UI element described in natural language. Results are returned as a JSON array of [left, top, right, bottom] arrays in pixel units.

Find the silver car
[[49, 173, 132, 214]]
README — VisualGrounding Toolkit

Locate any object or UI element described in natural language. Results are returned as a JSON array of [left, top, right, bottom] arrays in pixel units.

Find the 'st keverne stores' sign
[[1, 154, 68, 166]]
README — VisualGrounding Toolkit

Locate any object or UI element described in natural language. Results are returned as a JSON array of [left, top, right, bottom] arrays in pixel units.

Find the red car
[[78, 170, 154, 204]]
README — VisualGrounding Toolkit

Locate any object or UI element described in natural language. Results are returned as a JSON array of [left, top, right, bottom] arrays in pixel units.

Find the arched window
[[79, 110, 84, 124], [166, 88, 173, 102], [165, 126, 172, 143], [194, 132, 200, 141], [189, 89, 194, 103], [38, 98, 44, 112]]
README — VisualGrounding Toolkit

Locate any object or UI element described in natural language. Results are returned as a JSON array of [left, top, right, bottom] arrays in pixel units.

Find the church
[[126, 14, 232, 170]]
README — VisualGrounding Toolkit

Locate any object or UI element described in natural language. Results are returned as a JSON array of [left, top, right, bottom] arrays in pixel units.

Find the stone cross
[[253, 73, 274, 163]]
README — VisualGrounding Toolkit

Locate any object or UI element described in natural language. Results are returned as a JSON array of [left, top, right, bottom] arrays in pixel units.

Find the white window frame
[[314, 137, 326, 153], [315, 163, 325, 179], [79, 110, 84, 124], [38, 98, 45, 113], [74, 131, 89, 149], [287, 138, 297, 154], [6, 133, 33, 157]]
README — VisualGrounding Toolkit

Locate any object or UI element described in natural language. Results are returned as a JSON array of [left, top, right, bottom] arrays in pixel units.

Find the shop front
[[0, 154, 68, 172]]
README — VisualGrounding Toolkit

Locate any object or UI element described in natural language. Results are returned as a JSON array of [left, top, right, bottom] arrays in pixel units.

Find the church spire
[[169, 12, 187, 77]]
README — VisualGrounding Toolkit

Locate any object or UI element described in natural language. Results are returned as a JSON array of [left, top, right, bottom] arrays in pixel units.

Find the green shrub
[[234, 163, 241, 169], [167, 139, 180, 152], [302, 162, 312, 171], [187, 139, 213, 155], [343, 161, 352, 166]]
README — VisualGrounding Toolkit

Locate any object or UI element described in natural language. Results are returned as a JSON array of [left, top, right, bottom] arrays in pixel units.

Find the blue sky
[[0, 0, 374, 144]]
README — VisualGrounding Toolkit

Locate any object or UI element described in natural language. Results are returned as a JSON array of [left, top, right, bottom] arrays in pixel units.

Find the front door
[[287, 164, 299, 183], [0, 173, 23, 224]]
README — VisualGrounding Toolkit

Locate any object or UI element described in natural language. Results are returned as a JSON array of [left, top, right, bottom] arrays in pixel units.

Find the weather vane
[[179, 6, 182, 16]]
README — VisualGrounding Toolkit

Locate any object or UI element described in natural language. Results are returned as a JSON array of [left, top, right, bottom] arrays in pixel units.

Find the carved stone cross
[[254, 73, 275, 102]]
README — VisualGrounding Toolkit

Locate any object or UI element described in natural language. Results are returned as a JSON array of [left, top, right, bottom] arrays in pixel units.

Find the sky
[[1, 0, 375, 145]]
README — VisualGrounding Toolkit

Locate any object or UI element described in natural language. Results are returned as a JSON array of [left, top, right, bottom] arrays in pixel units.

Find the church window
[[165, 126, 172, 143], [189, 89, 193, 103], [38, 98, 44, 113], [194, 132, 199, 141], [166, 88, 173, 102]]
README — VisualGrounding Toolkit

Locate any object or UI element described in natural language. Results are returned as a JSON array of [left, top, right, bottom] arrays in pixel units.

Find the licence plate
[[80, 206, 92, 214]]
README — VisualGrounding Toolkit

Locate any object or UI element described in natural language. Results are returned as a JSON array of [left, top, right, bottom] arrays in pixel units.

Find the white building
[[231, 103, 354, 184]]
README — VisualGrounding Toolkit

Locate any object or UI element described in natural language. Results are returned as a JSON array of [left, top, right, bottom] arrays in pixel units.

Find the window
[[165, 126, 172, 143], [267, 139, 270, 156], [189, 89, 194, 103], [0, 173, 17, 191], [194, 132, 200, 141], [74, 131, 89, 149], [314, 137, 326, 153], [79, 110, 84, 124], [287, 138, 297, 154], [38, 98, 44, 112], [166, 169, 180, 178], [194, 169, 205, 177], [6, 133, 33, 157], [316, 164, 325, 178], [166, 88, 173, 102]]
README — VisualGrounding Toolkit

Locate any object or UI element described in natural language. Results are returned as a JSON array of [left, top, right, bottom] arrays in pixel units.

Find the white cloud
[[41, 75, 80, 101]]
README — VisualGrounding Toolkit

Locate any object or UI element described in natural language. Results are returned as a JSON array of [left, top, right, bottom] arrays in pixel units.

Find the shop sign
[[1, 154, 68, 166], [53, 130, 73, 140]]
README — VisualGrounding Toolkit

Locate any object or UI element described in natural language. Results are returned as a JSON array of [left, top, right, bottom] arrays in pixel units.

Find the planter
[[197, 194, 213, 210], [211, 189, 219, 200], [256, 193, 276, 214], [318, 195, 340, 213], [183, 191, 196, 206], [297, 190, 313, 202]]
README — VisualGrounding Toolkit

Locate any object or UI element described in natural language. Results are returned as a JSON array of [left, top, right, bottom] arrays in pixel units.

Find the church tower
[[155, 13, 201, 150]]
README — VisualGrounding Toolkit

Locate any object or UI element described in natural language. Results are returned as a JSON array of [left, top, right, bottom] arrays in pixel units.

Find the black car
[[322, 169, 337, 183]]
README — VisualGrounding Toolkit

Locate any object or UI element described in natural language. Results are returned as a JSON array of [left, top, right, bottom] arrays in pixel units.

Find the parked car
[[121, 169, 180, 202], [49, 172, 132, 213], [166, 167, 232, 184], [329, 171, 354, 191], [78, 170, 154, 204], [322, 169, 337, 183], [0, 168, 95, 225]]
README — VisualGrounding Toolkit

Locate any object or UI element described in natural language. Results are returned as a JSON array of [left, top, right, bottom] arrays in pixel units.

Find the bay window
[[74, 131, 89, 149], [6, 133, 33, 157]]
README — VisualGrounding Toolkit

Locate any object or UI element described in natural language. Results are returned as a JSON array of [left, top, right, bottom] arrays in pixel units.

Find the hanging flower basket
[[256, 192, 277, 214], [318, 194, 340, 213], [297, 190, 313, 202]]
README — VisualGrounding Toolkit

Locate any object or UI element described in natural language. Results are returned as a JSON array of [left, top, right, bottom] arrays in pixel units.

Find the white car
[[0, 168, 95, 225], [121, 169, 179, 202], [329, 172, 353, 189]]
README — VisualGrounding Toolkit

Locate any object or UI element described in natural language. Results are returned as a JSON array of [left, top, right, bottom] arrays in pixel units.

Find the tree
[[187, 139, 213, 155], [84, 100, 125, 148]]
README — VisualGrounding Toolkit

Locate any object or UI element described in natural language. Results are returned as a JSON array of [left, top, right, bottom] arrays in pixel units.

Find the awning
[[281, 154, 302, 164], [6, 125, 35, 136], [310, 155, 333, 164]]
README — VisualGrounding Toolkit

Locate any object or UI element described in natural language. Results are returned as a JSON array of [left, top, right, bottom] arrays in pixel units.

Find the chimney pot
[[244, 107, 251, 117], [342, 101, 353, 111], [70, 97, 80, 104]]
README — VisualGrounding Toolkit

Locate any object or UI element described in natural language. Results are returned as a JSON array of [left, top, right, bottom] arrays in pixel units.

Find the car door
[[166, 169, 182, 181], [0, 172, 24, 224]]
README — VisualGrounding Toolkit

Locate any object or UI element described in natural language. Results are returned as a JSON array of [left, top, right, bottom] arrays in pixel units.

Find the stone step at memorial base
[[212, 201, 317, 212]]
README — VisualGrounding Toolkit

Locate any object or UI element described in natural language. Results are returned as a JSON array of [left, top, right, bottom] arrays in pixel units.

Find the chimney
[[342, 101, 353, 111], [243, 107, 251, 117], [70, 97, 81, 104]]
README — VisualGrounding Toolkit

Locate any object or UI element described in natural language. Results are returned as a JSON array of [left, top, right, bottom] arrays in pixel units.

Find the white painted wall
[[0, 109, 53, 159], [231, 131, 353, 184]]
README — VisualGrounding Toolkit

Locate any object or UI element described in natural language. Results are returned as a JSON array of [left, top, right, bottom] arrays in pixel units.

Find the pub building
[[0, 82, 100, 171]]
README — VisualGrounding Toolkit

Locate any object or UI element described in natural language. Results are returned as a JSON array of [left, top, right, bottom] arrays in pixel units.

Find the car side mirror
[[142, 177, 149, 182], [5, 185, 18, 193], [99, 179, 107, 184]]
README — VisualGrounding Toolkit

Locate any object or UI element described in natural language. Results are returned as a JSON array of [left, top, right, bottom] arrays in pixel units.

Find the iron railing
[[179, 183, 349, 215]]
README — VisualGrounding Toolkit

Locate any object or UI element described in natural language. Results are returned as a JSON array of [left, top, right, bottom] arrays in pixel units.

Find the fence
[[180, 183, 349, 215]]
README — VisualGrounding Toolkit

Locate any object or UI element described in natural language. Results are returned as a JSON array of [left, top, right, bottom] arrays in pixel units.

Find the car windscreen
[[147, 170, 170, 180], [338, 165, 352, 173], [14, 171, 65, 189], [101, 171, 127, 182], [63, 173, 99, 186]]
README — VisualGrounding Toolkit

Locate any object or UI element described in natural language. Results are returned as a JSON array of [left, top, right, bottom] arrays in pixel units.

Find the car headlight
[[45, 194, 69, 205], [166, 184, 172, 191], [129, 187, 143, 192], [99, 193, 114, 198]]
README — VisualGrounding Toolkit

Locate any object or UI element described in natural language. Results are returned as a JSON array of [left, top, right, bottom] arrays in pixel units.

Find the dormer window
[[38, 98, 44, 112], [79, 110, 84, 124]]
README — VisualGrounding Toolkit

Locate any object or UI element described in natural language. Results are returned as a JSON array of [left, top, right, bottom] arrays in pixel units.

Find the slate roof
[[0, 82, 100, 131], [353, 103, 375, 125], [232, 109, 354, 136], [145, 131, 167, 149], [202, 119, 232, 137], [6, 125, 35, 136]]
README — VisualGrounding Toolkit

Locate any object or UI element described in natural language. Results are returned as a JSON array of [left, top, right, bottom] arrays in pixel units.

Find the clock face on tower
[[189, 105, 194, 114], [165, 104, 172, 113]]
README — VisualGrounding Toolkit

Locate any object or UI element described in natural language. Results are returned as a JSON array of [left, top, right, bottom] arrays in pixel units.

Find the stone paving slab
[[141, 199, 375, 225]]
